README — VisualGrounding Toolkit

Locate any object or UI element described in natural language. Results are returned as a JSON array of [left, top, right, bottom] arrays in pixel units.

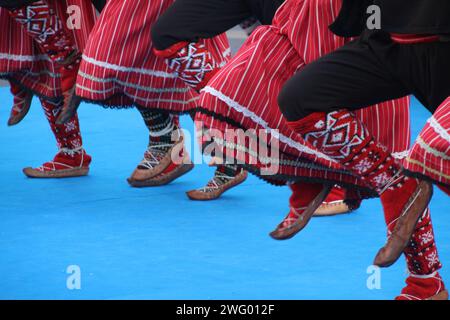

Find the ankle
[[380, 176, 421, 227], [58, 147, 85, 157], [217, 164, 240, 178], [397, 271, 446, 300], [289, 181, 325, 208]]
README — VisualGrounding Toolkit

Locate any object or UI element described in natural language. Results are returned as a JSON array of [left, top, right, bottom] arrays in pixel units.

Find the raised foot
[[374, 180, 433, 268], [270, 185, 332, 240], [186, 170, 248, 201]]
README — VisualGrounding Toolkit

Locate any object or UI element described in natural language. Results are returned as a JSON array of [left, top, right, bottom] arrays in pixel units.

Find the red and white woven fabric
[[196, 0, 410, 195], [404, 98, 450, 195], [75, 0, 230, 113], [0, 0, 96, 98]]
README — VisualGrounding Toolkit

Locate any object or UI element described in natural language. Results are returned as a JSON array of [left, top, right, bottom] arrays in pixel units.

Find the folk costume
[[0, 0, 96, 177], [195, 0, 446, 300], [56, 0, 231, 187], [152, 0, 286, 200], [272, 0, 448, 300]]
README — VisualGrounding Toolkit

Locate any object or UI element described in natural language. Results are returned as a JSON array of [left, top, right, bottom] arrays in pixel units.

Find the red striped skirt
[[404, 98, 450, 194], [196, 0, 410, 196], [0, 0, 96, 98], [75, 0, 230, 113]]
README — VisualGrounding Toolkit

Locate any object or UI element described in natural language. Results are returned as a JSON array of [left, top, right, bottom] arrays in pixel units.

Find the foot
[[128, 136, 185, 185], [128, 149, 194, 187], [7, 89, 33, 126], [396, 272, 448, 300], [374, 177, 433, 267], [23, 149, 91, 178], [270, 184, 332, 240], [314, 186, 359, 216], [186, 168, 248, 201]]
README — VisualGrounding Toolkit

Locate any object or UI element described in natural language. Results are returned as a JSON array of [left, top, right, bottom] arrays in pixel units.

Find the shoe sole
[[428, 290, 449, 300], [128, 137, 185, 182], [128, 163, 194, 187], [23, 167, 89, 178], [313, 201, 352, 217]]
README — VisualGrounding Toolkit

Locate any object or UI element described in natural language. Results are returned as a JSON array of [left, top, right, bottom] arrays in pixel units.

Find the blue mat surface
[[0, 87, 448, 299]]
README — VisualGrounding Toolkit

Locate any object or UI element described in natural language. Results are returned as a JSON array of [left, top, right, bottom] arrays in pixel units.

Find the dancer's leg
[[287, 110, 433, 268], [128, 108, 193, 187], [23, 96, 91, 178]]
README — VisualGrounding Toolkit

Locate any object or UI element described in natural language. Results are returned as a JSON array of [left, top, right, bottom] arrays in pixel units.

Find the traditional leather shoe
[[23, 149, 91, 178], [374, 179, 433, 267], [56, 89, 80, 125], [186, 170, 248, 201], [56, 55, 82, 125], [128, 151, 193, 187], [7, 91, 33, 126], [270, 184, 332, 240], [129, 163, 194, 187], [128, 136, 185, 185], [313, 186, 358, 216]]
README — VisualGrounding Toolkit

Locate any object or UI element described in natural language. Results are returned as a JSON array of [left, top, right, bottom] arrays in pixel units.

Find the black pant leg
[[91, 0, 106, 13], [152, 0, 252, 50], [399, 41, 450, 113], [246, 0, 285, 25], [0, 0, 37, 10], [278, 38, 410, 121]]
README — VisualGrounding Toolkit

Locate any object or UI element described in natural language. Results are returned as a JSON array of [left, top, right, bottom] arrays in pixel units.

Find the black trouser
[[91, 0, 106, 12], [0, 0, 36, 9], [278, 30, 450, 121], [152, 0, 284, 50]]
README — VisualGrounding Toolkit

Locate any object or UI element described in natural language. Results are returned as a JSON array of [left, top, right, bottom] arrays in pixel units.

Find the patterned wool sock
[[153, 41, 218, 92], [8, 0, 78, 65]]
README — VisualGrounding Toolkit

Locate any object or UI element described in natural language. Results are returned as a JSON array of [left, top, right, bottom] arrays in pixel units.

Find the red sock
[[404, 208, 442, 275], [287, 111, 401, 193], [39, 97, 83, 151], [154, 41, 218, 91], [396, 272, 446, 300], [287, 111, 425, 261], [279, 182, 324, 228]]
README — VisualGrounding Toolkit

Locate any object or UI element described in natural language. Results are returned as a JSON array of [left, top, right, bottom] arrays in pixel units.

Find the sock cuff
[[149, 121, 176, 138], [408, 271, 440, 279], [286, 112, 328, 134]]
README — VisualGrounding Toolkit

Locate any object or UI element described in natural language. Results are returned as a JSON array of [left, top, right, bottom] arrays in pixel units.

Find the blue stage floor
[[0, 87, 448, 300]]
